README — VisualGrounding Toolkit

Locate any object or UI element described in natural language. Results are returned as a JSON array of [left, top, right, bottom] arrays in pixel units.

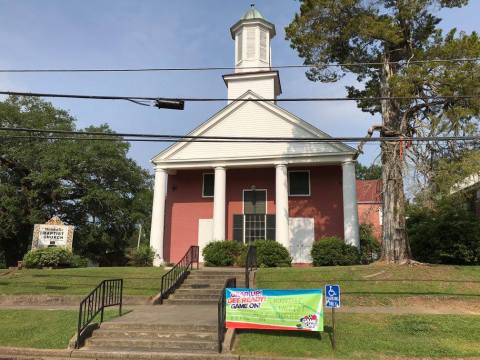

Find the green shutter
[[266, 214, 276, 240], [233, 214, 244, 243]]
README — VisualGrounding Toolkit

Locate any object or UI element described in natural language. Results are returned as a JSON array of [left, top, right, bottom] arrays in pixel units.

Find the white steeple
[[224, 5, 281, 103]]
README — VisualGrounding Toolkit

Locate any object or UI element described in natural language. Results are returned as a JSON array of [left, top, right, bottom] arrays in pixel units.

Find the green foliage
[[311, 237, 360, 266], [253, 240, 292, 267], [127, 244, 154, 267], [0, 96, 153, 266], [359, 224, 380, 264], [23, 247, 75, 268], [71, 255, 88, 268], [356, 163, 382, 180], [202, 241, 244, 267], [407, 202, 480, 264]]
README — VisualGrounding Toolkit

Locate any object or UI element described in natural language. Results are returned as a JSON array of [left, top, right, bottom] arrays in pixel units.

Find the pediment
[[152, 91, 356, 164]]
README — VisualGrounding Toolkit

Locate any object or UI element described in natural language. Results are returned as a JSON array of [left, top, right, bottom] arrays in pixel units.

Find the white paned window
[[237, 30, 243, 62], [260, 28, 267, 61], [247, 27, 255, 58]]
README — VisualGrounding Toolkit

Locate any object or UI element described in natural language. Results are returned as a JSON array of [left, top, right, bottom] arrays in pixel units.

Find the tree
[[286, 0, 480, 263], [0, 96, 153, 266], [356, 162, 382, 180]]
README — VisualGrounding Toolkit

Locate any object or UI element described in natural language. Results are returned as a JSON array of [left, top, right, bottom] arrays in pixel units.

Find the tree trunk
[[379, 54, 411, 263]]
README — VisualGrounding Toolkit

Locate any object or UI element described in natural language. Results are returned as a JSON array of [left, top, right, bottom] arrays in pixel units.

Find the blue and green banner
[[225, 288, 323, 331]]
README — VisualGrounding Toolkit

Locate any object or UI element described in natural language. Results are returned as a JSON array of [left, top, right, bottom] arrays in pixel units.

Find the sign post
[[325, 284, 340, 350], [31, 216, 74, 251]]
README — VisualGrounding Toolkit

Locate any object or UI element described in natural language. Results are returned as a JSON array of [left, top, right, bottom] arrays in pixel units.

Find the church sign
[[32, 216, 74, 250]]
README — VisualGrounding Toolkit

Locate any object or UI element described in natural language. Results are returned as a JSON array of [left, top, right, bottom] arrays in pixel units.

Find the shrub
[[202, 241, 244, 266], [311, 237, 360, 266], [127, 244, 154, 266], [72, 255, 89, 268], [359, 224, 381, 264], [253, 240, 292, 267], [408, 203, 480, 264], [23, 247, 75, 268]]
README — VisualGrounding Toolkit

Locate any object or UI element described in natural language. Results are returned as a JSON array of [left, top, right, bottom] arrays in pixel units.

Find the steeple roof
[[241, 6, 265, 20], [230, 5, 276, 39]]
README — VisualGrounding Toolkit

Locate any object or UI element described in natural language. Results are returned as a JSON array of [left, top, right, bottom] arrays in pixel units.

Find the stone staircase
[[165, 267, 245, 305], [75, 267, 246, 358], [80, 322, 219, 355]]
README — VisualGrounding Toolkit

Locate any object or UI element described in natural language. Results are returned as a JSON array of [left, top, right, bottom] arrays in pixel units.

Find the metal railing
[[218, 277, 236, 353], [245, 245, 257, 288], [159, 245, 199, 304], [76, 279, 123, 348]]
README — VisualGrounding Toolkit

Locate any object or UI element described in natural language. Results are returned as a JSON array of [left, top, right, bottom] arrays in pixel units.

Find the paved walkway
[[1, 303, 478, 316]]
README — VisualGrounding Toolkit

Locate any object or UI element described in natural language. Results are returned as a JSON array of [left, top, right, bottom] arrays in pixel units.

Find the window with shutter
[[202, 173, 214, 197], [288, 171, 311, 196], [260, 29, 267, 61], [237, 30, 243, 62], [247, 27, 255, 58]]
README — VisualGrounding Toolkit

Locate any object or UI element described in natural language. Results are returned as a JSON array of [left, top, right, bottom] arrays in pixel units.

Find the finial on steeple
[[250, 3, 255, 7]]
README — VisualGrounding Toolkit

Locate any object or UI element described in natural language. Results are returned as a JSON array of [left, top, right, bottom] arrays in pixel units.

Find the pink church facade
[[149, 7, 360, 265]]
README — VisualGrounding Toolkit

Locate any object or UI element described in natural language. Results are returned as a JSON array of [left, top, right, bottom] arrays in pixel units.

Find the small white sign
[[32, 216, 74, 250]]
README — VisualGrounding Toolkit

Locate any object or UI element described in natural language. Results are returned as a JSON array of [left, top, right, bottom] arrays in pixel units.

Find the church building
[[149, 7, 360, 266]]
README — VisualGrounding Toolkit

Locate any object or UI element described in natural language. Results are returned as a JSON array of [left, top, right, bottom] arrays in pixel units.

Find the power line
[[0, 58, 479, 73], [1, 90, 480, 103], [0, 127, 478, 143]]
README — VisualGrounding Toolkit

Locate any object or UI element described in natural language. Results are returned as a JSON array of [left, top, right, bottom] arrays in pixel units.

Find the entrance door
[[243, 189, 266, 243], [289, 218, 315, 263]]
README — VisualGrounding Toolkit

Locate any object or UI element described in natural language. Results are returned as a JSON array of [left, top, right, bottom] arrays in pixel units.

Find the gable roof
[[152, 90, 357, 165]]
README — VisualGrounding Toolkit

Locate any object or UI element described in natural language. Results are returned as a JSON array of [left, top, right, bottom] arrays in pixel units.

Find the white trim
[[154, 153, 355, 170], [288, 170, 311, 197], [201, 172, 214, 198], [151, 90, 357, 164]]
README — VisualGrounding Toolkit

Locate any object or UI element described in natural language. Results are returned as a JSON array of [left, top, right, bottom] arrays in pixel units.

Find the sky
[[0, 0, 479, 171]]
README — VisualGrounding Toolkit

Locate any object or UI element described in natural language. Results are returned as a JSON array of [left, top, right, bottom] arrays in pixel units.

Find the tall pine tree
[[286, 0, 480, 263]]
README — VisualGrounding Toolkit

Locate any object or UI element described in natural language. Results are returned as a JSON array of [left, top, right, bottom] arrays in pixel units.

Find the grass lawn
[[256, 264, 480, 305], [235, 313, 480, 359], [0, 309, 119, 348], [0, 267, 165, 296]]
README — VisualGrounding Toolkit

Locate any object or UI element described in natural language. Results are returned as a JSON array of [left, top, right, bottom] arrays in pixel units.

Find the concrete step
[[184, 276, 242, 283], [93, 328, 217, 341], [100, 322, 216, 332], [189, 272, 243, 277], [85, 338, 217, 352], [74, 348, 235, 359], [175, 288, 223, 296], [183, 278, 244, 285], [164, 298, 218, 305], [171, 293, 220, 300]]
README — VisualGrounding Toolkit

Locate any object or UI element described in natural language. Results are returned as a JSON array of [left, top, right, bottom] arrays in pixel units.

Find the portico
[[149, 6, 360, 266]]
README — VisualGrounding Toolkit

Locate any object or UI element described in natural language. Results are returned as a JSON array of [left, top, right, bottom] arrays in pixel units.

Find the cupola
[[230, 4, 276, 73], [224, 5, 281, 103]]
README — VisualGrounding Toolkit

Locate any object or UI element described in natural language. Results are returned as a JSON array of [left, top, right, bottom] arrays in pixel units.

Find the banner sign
[[225, 288, 323, 331]]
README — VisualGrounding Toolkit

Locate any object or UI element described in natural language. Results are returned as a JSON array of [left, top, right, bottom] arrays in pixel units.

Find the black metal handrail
[[218, 277, 236, 353], [76, 279, 123, 348], [159, 245, 199, 304], [245, 245, 257, 288]]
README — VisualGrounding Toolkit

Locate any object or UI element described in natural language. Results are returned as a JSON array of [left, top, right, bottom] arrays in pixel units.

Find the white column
[[342, 161, 360, 248], [149, 167, 168, 267], [213, 166, 226, 240], [275, 163, 289, 250]]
